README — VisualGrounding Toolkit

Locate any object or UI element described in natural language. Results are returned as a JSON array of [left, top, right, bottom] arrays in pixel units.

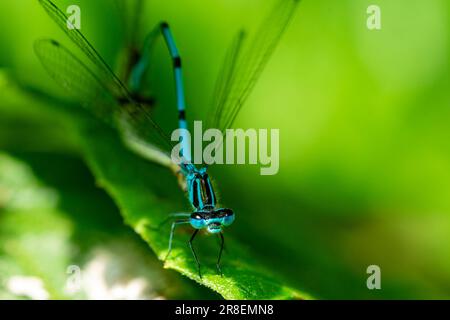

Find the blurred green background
[[1, 0, 450, 299]]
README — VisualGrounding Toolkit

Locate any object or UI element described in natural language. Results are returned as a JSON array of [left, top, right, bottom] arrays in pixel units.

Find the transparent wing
[[114, 0, 145, 48], [0, 69, 78, 109], [208, 31, 246, 130], [34, 39, 116, 121], [37, 0, 129, 100], [34, 39, 174, 154], [209, 0, 299, 132]]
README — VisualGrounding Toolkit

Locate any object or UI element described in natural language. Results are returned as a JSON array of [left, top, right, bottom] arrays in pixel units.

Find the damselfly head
[[189, 208, 235, 234]]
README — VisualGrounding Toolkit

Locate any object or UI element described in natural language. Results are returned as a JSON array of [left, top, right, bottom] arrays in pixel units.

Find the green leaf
[[1, 72, 310, 299]]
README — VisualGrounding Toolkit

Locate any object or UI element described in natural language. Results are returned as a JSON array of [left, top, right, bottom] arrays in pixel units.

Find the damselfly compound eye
[[222, 213, 235, 227], [190, 215, 207, 229]]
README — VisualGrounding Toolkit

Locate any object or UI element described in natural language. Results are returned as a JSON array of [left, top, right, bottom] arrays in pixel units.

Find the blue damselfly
[[34, 0, 299, 278]]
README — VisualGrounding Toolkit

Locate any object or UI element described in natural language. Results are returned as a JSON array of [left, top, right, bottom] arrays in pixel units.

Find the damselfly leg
[[216, 233, 225, 277], [149, 212, 190, 231], [164, 219, 190, 262]]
